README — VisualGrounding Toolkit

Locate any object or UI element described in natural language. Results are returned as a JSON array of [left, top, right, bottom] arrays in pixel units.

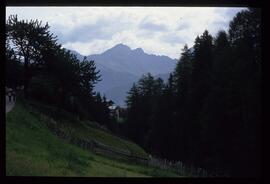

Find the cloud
[[177, 21, 191, 30], [160, 33, 186, 45], [64, 20, 116, 43], [139, 21, 168, 32], [138, 15, 169, 32], [52, 15, 133, 44], [6, 7, 246, 59]]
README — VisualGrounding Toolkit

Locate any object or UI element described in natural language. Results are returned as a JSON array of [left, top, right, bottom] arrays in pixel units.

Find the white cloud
[[6, 6, 246, 59]]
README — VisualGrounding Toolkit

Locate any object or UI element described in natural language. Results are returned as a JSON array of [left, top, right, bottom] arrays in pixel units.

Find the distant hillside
[[104, 82, 134, 107], [94, 64, 139, 95], [69, 44, 177, 106], [155, 73, 172, 82]]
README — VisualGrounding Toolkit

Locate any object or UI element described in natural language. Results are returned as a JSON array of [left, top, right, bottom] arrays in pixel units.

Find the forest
[[6, 8, 261, 177]]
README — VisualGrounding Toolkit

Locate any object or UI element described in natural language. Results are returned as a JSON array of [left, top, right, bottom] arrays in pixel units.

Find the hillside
[[6, 100, 180, 177]]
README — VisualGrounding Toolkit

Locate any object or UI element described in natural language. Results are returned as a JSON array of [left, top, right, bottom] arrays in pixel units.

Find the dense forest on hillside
[[123, 8, 261, 177], [6, 8, 261, 177]]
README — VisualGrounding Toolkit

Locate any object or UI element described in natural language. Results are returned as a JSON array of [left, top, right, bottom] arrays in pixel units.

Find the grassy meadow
[[6, 100, 180, 177]]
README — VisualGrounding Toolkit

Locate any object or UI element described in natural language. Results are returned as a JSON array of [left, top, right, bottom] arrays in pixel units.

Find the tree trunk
[[23, 57, 29, 99]]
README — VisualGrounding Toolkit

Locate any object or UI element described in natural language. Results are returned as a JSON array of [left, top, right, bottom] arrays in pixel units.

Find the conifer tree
[[6, 15, 58, 98]]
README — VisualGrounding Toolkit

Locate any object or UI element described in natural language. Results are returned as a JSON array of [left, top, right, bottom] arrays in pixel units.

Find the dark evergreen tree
[[6, 46, 24, 89], [6, 15, 58, 99], [171, 44, 194, 161], [6, 15, 109, 126], [79, 57, 101, 98], [147, 74, 176, 158], [123, 8, 261, 177], [125, 83, 141, 141], [174, 44, 193, 101], [225, 8, 261, 177], [198, 30, 233, 172]]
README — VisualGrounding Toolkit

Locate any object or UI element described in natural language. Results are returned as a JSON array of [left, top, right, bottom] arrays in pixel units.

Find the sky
[[6, 7, 246, 59]]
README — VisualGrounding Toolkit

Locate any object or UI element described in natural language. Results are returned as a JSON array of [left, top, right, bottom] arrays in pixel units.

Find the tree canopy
[[6, 14, 113, 128], [124, 8, 261, 177]]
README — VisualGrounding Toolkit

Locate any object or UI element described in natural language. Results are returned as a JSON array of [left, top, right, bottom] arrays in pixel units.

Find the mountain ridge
[[68, 43, 177, 106]]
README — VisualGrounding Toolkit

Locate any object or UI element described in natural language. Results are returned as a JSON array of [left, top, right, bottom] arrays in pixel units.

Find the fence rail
[[27, 102, 228, 177], [33, 108, 150, 164]]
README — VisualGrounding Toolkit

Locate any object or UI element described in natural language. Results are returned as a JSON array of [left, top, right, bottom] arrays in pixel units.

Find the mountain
[[87, 44, 177, 77], [104, 82, 134, 107], [69, 50, 85, 61], [155, 73, 171, 82], [94, 64, 139, 96], [69, 43, 177, 106]]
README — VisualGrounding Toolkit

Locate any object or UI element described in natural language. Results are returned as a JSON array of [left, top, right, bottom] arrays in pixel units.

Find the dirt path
[[6, 95, 15, 113]]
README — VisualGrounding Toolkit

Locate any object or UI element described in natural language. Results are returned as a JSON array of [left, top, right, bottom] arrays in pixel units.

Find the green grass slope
[[6, 100, 180, 177], [27, 100, 147, 158]]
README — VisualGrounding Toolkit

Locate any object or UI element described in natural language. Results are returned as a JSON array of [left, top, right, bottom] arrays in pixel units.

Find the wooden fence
[[147, 157, 222, 177], [31, 108, 150, 164], [27, 102, 227, 177]]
